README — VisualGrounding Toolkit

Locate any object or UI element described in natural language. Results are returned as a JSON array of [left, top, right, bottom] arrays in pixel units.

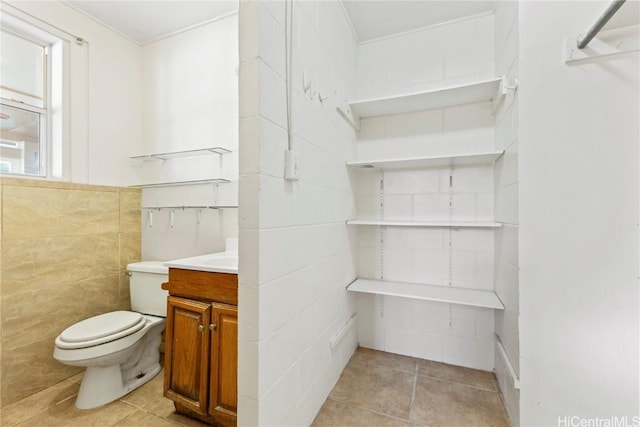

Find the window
[[0, 5, 88, 181], [0, 28, 48, 176]]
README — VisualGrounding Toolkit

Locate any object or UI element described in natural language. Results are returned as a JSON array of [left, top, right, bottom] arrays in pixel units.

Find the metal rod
[[577, 0, 626, 49]]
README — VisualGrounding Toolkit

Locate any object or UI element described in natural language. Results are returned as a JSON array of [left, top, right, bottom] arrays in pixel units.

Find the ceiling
[[343, 1, 494, 41], [66, 0, 495, 45], [66, 1, 239, 44]]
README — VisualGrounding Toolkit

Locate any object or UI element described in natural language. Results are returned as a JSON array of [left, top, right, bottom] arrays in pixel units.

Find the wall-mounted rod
[[577, 0, 626, 49]]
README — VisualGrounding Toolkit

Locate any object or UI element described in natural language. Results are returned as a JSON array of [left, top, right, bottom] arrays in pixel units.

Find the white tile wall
[[238, 0, 358, 425], [492, 1, 520, 425], [353, 13, 499, 371], [357, 13, 495, 100]]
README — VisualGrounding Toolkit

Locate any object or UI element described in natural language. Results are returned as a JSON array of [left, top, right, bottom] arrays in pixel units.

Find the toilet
[[53, 261, 169, 409]]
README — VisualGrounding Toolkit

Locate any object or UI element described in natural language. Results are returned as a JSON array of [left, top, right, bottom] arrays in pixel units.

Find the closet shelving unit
[[343, 76, 512, 310]]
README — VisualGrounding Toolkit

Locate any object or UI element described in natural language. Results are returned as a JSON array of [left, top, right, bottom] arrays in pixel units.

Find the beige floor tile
[[312, 399, 409, 427], [1, 378, 80, 426], [111, 409, 182, 427], [351, 347, 418, 374], [411, 376, 508, 427], [13, 397, 137, 427], [162, 409, 212, 427], [417, 359, 497, 391], [329, 359, 414, 420], [119, 370, 165, 410], [141, 397, 210, 427]]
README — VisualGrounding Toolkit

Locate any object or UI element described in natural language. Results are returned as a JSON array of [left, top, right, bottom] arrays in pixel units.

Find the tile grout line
[[416, 371, 500, 393], [408, 363, 419, 425], [325, 397, 411, 423]]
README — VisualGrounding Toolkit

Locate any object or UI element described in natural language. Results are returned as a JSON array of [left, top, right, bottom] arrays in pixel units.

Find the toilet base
[[75, 362, 161, 410]]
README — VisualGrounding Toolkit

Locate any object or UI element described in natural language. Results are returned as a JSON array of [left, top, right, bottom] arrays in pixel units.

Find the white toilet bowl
[[53, 261, 169, 409]]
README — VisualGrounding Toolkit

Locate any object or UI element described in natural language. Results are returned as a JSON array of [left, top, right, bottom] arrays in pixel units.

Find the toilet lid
[[59, 311, 145, 344]]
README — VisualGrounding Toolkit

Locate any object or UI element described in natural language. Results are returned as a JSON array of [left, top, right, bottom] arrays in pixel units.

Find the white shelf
[[347, 278, 504, 310], [347, 219, 502, 228], [130, 147, 231, 162], [337, 77, 505, 129], [130, 178, 230, 188], [348, 151, 504, 170], [142, 205, 238, 210]]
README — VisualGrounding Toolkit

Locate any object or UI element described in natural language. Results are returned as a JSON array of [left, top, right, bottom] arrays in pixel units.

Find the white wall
[[3, 1, 142, 187], [139, 14, 239, 261], [492, 1, 520, 425], [238, 0, 358, 425], [354, 13, 498, 371], [519, 1, 639, 425]]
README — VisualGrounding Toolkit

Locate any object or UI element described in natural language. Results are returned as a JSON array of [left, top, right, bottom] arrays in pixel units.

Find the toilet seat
[[56, 311, 146, 350]]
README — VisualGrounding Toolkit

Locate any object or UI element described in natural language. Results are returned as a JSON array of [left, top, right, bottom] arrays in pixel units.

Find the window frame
[[1, 25, 51, 178], [0, 3, 84, 182]]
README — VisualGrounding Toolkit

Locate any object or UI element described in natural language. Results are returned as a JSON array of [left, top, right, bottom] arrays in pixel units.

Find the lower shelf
[[347, 278, 504, 310]]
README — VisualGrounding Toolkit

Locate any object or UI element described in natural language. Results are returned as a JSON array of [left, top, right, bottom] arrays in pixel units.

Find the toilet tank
[[127, 261, 169, 317]]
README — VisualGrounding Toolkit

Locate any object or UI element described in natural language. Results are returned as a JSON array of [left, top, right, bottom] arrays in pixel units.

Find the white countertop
[[164, 250, 238, 274], [164, 238, 238, 274]]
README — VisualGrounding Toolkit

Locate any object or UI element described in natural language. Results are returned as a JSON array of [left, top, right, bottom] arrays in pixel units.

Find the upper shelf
[[130, 147, 231, 162], [338, 76, 509, 130], [347, 151, 504, 170]]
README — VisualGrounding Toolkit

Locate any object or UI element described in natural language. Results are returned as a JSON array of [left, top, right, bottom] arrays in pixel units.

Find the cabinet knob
[[198, 324, 204, 333], [210, 323, 217, 331]]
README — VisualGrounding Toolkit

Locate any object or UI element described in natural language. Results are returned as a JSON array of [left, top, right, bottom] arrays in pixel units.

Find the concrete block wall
[[237, 1, 358, 425]]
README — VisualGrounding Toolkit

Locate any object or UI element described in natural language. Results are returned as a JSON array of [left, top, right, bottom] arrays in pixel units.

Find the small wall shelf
[[131, 178, 230, 189], [337, 76, 509, 130], [348, 151, 504, 170], [142, 205, 238, 210], [347, 278, 504, 310], [130, 147, 231, 162], [347, 219, 502, 228]]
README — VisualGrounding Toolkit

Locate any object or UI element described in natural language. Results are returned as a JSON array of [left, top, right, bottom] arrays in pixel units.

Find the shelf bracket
[[492, 76, 518, 115], [336, 105, 360, 132], [565, 26, 639, 65]]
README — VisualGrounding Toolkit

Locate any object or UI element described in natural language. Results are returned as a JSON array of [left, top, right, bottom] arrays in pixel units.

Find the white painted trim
[[496, 337, 520, 389], [61, 1, 238, 46], [337, 0, 360, 45], [141, 11, 238, 46], [329, 314, 356, 350]]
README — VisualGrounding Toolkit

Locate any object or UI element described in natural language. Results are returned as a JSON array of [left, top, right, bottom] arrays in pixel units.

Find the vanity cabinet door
[[164, 296, 211, 416], [208, 302, 238, 425]]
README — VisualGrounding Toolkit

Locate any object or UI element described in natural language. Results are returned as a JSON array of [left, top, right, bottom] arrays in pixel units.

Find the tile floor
[[1, 347, 510, 427], [312, 347, 510, 427], [1, 370, 207, 427]]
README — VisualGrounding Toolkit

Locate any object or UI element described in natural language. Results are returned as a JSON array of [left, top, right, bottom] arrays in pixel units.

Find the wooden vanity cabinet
[[162, 269, 238, 427]]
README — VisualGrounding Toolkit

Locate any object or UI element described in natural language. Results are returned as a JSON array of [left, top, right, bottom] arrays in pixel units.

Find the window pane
[[0, 30, 45, 108], [0, 104, 41, 175]]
